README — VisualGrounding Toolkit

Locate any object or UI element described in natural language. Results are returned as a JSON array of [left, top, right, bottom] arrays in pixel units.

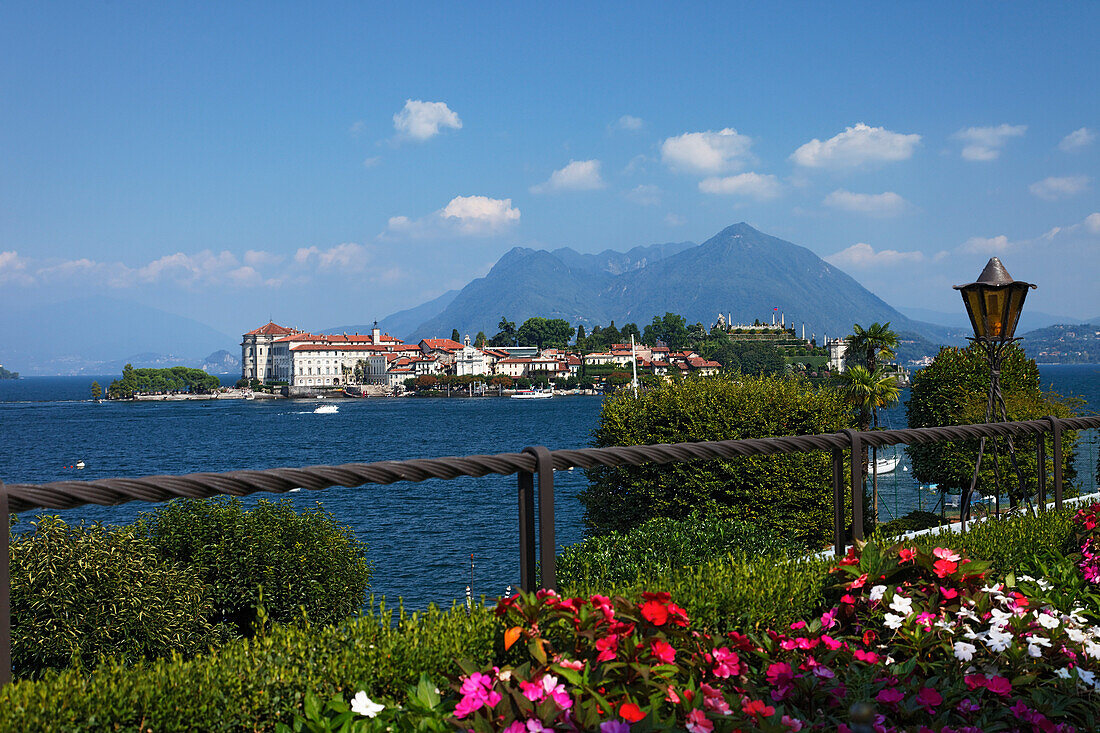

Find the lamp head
[[953, 258, 1036, 341]]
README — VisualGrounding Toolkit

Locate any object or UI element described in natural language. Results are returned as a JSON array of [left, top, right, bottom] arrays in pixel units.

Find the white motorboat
[[313, 404, 339, 414], [867, 455, 900, 474], [510, 389, 553, 400]]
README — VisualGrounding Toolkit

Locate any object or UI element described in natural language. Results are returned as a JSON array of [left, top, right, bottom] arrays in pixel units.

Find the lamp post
[[953, 257, 1036, 527]]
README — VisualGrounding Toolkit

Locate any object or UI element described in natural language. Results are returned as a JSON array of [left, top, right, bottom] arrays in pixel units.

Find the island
[[107, 364, 221, 399], [0, 364, 19, 379]]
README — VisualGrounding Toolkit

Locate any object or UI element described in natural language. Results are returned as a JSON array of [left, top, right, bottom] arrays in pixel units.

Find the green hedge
[[557, 512, 798, 588], [0, 601, 499, 732]]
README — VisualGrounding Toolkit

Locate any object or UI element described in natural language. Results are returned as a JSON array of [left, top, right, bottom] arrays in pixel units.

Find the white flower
[[1027, 637, 1051, 658], [884, 613, 905, 630], [1067, 629, 1087, 644], [989, 608, 1013, 628], [1037, 579, 1053, 591], [1037, 613, 1060, 630], [985, 628, 1014, 653], [350, 691, 384, 718], [1018, 574, 1035, 583], [1057, 667, 1072, 679], [963, 629, 979, 640], [1085, 641, 1100, 660], [953, 641, 977, 661], [1078, 668, 1097, 688], [935, 618, 956, 633], [869, 585, 887, 602], [889, 595, 913, 616]]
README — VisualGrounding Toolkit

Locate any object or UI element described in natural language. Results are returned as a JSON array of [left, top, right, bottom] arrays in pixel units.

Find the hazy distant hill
[[1019, 322, 1100, 364], [0, 296, 237, 376], [899, 305, 1080, 336], [409, 223, 951, 345], [549, 241, 695, 276]]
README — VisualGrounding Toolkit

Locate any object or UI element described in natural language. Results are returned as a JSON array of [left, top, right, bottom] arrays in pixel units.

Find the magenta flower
[[875, 687, 904, 705], [685, 708, 714, 733], [915, 687, 942, 710]]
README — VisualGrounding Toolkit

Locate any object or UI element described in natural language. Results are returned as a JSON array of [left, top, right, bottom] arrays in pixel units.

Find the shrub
[[580, 374, 855, 547], [876, 510, 943, 537], [0, 601, 499, 732], [9, 516, 216, 679], [556, 511, 798, 588], [135, 497, 372, 635], [562, 551, 831, 633]]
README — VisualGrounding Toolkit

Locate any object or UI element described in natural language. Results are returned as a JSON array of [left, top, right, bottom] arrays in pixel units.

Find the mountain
[[0, 296, 237, 375], [324, 289, 461, 341], [1019, 322, 1100, 364], [549, 241, 695, 276], [898, 306, 1080, 336], [201, 349, 241, 374], [410, 223, 951, 345]]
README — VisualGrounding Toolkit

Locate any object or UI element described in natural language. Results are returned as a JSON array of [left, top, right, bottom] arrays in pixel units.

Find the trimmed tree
[[580, 374, 855, 549]]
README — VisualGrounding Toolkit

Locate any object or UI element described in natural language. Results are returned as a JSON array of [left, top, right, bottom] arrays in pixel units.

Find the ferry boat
[[510, 388, 553, 400]]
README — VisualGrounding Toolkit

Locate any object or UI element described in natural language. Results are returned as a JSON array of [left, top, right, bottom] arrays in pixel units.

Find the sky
[[2, 1, 1098, 337]]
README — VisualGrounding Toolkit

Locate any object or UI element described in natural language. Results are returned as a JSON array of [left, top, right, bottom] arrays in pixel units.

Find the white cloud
[[392, 99, 462, 141], [823, 189, 910, 216], [293, 243, 371, 271], [362, 156, 381, 168], [612, 115, 644, 131], [961, 235, 1011, 254], [698, 172, 782, 200], [243, 250, 285, 267], [0, 250, 34, 285], [386, 195, 520, 238], [625, 184, 661, 206], [826, 242, 924, 269], [1059, 127, 1095, 152], [530, 160, 605, 193], [1084, 212, 1100, 235], [952, 124, 1026, 161], [1029, 175, 1089, 201], [790, 123, 921, 168], [665, 213, 686, 226], [349, 121, 367, 136], [441, 195, 521, 234], [660, 128, 753, 174]]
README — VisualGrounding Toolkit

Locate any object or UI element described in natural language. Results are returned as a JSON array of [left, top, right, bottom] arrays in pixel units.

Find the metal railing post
[[1046, 416, 1063, 509], [1037, 438, 1046, 510], [832, 447, 844, 556], [517, 470, 536, 592], [523, 446, 556, 592], [1, 481, 10, 687], [845, 429, 864, 541]]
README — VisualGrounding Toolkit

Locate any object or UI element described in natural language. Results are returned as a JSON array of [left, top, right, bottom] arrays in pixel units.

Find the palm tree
[[846, 322, 899, 372], [839, 365, 901, 527]]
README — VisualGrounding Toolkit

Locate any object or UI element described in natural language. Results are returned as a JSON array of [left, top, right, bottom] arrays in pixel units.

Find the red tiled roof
[[419, 338, 463, 351], [290, 344, 391, 353], [246, 322, 297, 336], [500, 358, 533, 364]]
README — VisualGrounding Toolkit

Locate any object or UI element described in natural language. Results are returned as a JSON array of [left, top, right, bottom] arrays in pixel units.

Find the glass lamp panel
[[963, 289, 986, 338], [1002, 286, 1027, 339], [983, 289, 1007, 338]]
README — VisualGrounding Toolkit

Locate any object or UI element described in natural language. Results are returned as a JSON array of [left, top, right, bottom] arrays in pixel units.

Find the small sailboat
[[866, 454, 900, 474]]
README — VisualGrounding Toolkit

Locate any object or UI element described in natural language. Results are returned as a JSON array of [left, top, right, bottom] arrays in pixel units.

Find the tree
[[580, 374, 856, 547], [576, 324, 586, 342], [846, 322, 899, 372], [451, 328, 462, 343], [602, 321, 622, 346], [837, 366, 900, 526], [475, 331, 488, 348], [490, 317, 517, 347], [643, 313, 689, 349], [90, 381, 102, 401], [907, 344, 1080, 512], [516, 317, 574, 349], [736, 341, 785, 376], [620, 322, 641, 342]]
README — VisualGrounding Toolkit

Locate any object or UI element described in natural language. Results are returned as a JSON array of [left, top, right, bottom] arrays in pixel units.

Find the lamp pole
[[953, 258, 1036, 528]]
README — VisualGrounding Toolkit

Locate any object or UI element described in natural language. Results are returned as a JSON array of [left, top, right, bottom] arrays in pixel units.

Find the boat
[[866, 455, 900, 474], [76, 460, 85, 469], [343, 388, 368, 398], [313, 404, 339, 414], [510, 389, 553, 400]]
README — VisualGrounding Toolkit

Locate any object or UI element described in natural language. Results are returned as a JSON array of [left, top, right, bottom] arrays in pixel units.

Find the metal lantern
[[953, 257, 1036, 342]]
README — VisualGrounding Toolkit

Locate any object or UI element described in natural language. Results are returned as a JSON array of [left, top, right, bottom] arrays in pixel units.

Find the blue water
[[1, 365, 1097, 607]]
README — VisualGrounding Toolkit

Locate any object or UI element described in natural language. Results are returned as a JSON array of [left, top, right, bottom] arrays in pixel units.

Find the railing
[[2, 413, 1099, 686]]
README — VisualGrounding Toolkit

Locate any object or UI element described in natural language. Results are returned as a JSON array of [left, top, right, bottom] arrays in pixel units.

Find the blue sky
[[2, 1, 1098, 335]]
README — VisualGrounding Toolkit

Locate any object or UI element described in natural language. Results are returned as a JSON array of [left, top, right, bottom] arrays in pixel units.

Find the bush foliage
[[9, 516, 217, 678], [135, 497, 373, 635], [580, 374, 855, 547], [556, 511, 798, 588]]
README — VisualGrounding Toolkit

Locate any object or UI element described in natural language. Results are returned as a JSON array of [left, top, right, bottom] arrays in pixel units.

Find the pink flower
[[933, 547, 961, 562], [685, 709, 714, 733], [711, 646, 741, 677], [766, 662, 794, 686], [940, 586, 959, 599], [875, 688, 904, 706], [595, 634, 619, 663], [790, 620, 806, 630], [986, 676, 1012, 696], [915, 687, 942, 710], [820, 608, 838, 629], [898, 547, 917, 563], [519, 679, 545, 701], [821, 634, 843, 651], [853, 648, 880, 664], [781, 715, 805, 732]]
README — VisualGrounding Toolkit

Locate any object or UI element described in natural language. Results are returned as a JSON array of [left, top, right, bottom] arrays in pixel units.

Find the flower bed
[[297, 505, 1100, 732]]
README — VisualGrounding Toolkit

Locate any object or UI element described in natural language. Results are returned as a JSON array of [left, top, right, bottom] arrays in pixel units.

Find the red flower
[[742, 699, 775, 717], [640, 600, 670, 626], [898, 547, 917, 564], [932, 558, 958, 577], [619, 701, 645, 723], [915, 687, 942, 709], [650, 639, 676, 664]]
